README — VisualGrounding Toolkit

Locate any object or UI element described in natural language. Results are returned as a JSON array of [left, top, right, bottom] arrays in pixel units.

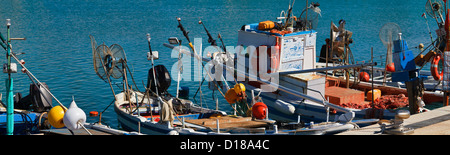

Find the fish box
[[279, 73, 325, 103], [325, 86, 365, 106]]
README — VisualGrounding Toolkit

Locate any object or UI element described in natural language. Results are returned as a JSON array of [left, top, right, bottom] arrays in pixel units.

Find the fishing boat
[[200, 0, 447, 125], [89, 35, 285, 135], [155, 15, 362, 135], [113, 87, 358, 135], [0, 18, 134, 135], [91, 28, 358, 134], [316, 18, 444, 95], [0, 79, 55, 135], [0, 19, 74, 135]]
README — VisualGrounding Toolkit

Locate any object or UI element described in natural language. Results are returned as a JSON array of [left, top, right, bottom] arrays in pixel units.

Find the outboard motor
[[14, 83, 53, 112], [147, 65, 171, 96]]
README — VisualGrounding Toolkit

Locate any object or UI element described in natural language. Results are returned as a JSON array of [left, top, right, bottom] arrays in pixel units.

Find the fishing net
[[426, 0, 444, 19], [379, 23, 401, 47], [93, 44, 114, 81], [110, 44, 126, 79], [298, 7, 321, 30]]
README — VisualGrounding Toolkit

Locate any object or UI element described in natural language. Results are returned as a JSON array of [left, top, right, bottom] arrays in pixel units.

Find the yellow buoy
[[234, 83, 246, 94], [48, 105, 65, 128]]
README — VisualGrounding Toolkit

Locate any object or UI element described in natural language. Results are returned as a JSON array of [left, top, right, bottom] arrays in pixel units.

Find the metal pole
[[345, 32, 350, 88], [176, 41, 182, 98], [277, 62, 377, 75], [147, 34, 159, 96], [371, 47, 375, 108], [6, 19, 13, 135], [325, 38, 329, 79], [147, 33, 162, 112]]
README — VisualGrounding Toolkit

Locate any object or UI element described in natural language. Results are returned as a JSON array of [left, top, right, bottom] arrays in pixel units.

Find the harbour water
[[0, 0, 434, 129]]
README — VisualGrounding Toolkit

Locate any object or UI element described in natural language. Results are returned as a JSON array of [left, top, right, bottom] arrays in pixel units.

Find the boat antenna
[[146, 33, 159, 97], [175, 17, 227, 103], [198, 19, 228, 54], [177, 17, 204, 106], [193, 19, 230, 98], [198, 19, 217, 46], [177, 17, 191, 44], [218, 33, 227, 53]]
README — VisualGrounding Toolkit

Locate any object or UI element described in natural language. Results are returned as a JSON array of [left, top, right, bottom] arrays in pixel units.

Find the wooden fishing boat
[[156, 14, 367, 134], [113, 88, 357, 135], [205, 2, 445, 125], [89, 34, 356, 135]]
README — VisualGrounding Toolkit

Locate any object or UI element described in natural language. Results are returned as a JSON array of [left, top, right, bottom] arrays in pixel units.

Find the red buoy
[[89, 111, 99, 117], [386, 63, 395, 72], [252, 102, 268, 119], [359, 72, 370, 82]]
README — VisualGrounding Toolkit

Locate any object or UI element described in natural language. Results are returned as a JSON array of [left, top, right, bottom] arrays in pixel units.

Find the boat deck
[[185, 116, 270, 129], [41, 128, 113, 135], [337, 105, 450, 135], [39, 124, 144, 135]]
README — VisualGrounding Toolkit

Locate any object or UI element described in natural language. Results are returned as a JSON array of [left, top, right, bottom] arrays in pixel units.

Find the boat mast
[[5, 19, 13, 135]]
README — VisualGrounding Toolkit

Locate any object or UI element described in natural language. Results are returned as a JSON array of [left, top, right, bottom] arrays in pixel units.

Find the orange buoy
[[359, 72, 370, 82], [252, 102, 268, 119], [225, 88, 238, 104], [89, 111, 99, 117], [386, 63, 395, 72]]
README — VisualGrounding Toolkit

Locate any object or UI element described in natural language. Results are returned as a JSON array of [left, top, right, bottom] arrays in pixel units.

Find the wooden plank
[[185, 116, 269, 129], [412, 119, 450, 135], [337, 105, 450, 135]]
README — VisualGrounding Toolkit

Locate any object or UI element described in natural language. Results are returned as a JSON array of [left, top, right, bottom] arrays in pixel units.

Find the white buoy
[[63, 97, 87, 131], [168, 130, 179, 135]]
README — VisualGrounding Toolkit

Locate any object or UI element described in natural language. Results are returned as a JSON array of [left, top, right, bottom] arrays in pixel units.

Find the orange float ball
[[252, 102, 268, 119], [386, 63, 395, 72], [359, 72, 370, 82]]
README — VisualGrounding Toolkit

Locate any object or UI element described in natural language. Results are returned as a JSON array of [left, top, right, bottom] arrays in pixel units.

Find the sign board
[[279, 36, 305, 71]]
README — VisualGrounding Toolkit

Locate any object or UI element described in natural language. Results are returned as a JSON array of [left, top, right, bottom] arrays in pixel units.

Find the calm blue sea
[[0, 0, 435, 129]]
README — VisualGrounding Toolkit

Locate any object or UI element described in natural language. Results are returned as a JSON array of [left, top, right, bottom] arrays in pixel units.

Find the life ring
[[431, 54, 444, 81]]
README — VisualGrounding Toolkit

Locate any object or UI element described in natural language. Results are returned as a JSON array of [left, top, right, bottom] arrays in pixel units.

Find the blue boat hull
[[0, 112, 39, 135]]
